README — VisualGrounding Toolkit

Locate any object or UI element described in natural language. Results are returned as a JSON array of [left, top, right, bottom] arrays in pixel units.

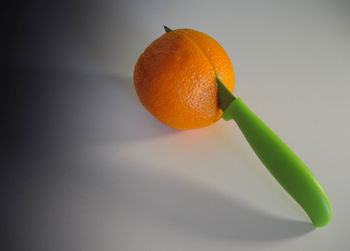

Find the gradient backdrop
[[7, 0, 350, 250]]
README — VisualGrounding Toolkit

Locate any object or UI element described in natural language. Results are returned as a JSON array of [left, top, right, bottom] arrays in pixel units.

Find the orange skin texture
[[134, 28, 235, 130]]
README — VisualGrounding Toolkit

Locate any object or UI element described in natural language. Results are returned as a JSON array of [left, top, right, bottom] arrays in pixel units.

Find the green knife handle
[[222, 98, 332, 227]]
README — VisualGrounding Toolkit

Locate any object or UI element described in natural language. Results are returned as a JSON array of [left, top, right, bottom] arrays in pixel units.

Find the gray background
[[7, 0, 350, 250]]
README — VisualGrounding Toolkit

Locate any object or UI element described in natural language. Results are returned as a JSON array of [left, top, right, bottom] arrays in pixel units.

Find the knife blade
[[216, 76, 235, 112]]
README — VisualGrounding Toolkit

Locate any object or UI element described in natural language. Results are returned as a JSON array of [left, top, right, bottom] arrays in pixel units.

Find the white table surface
[[8, 0, 350, 250]]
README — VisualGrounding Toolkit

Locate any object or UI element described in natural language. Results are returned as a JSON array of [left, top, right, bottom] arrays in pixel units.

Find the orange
[[134, 28, 235, 130]]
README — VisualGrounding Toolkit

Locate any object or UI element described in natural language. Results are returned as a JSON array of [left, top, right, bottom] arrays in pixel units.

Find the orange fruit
[[134, 28, 235, 130]]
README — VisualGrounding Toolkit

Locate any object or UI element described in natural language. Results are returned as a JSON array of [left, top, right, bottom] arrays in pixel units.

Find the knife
[[216, 76, 332, 227]]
